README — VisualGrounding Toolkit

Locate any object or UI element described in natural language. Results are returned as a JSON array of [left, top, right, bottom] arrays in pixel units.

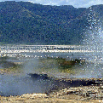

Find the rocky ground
[[0, 71, 103, 103], [1, 84, 103, 103]]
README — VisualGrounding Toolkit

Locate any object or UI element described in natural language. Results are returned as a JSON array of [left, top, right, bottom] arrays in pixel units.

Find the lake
[[0, 45, 103, 79]]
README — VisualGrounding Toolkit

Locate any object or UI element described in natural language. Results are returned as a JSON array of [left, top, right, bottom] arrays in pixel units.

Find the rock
[[86, 91, 97, 97], [28, 73, 51, 80], [21, 93, 48, 99], [96, 86, 103, 98], [99, 86, 103, 89]]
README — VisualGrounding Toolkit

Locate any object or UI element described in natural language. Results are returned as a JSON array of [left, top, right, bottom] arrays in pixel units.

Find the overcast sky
[[0, 0, 103, 8]]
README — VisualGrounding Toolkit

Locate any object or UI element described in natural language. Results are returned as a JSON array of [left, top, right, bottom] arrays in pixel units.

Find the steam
[[84, 7, 103, 50], [0, 56, 61, 96], [0, 73, 57, 96], [0, 74, 42, 96], [80, 7, 103, 79], [22, 58, 39, 74]]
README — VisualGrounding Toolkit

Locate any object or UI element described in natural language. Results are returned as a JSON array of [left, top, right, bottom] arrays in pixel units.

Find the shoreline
[[0, 72, 103, 102], [0, 85, 103, 103]]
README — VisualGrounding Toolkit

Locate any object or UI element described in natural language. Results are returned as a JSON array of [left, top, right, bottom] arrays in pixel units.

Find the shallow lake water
[[0, 45, 103, 96], [1, 45, 103, 79]]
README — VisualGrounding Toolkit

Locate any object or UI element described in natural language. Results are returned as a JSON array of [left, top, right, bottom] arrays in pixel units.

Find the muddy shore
[[0, 73, 103, 103], [0, 84, 103, 103]]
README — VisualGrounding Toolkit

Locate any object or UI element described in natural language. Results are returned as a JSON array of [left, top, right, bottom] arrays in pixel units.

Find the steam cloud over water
[[0, 73, 55, 96], [0, 74, 38, 96]]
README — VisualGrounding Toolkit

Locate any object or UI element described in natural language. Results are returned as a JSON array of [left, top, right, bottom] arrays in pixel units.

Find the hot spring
[[0, 7, 103, 96]]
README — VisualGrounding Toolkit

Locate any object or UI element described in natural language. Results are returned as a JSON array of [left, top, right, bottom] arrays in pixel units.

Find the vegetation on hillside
[[0, 1, 102, 44], [0, 1, 103, 44]]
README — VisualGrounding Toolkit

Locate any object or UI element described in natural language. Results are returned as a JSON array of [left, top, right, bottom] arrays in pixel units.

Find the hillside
[[0, 1, 103, 45]]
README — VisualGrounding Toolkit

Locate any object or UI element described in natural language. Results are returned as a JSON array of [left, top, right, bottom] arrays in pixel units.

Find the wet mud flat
[[28, 73, 103, 92], [1, 73, 103, 103], [0, 86, 103, 102]]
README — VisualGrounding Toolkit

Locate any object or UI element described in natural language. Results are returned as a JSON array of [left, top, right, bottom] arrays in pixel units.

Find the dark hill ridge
[[0, 1, 102, 44]]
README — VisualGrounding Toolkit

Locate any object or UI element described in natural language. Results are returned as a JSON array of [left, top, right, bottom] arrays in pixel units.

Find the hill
[[0, 1, 103, 45]]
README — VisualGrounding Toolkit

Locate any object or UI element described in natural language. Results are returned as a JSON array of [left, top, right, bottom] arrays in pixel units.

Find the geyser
[[84, 7, 103, 53], [81, 7, 103, 78]]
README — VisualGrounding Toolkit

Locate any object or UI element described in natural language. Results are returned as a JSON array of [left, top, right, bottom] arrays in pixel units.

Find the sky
[[0, 0, 103, 8]]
